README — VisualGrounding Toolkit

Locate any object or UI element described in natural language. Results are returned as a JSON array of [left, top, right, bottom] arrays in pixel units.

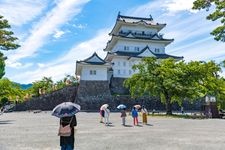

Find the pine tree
[[0, 15, 20, 79]]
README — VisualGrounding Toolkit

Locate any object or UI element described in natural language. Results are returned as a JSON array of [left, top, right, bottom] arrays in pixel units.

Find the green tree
[[63, 74, 78, 86], [124, 58, 222, 115], [214, 78, 225, 109], [0, 97, 9, 107], [0, 15, 20, 79], [55, 80, 67, 90], [222, 60, 225, 67], [30, 77, 54, 96], [0, 78, 25, 103], [0, 52, 6, 78], [192, 0, 225, 42]]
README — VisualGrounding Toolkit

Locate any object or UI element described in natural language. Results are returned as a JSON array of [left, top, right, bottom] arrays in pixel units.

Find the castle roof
[[104, 34, 173, 52], [116, 30, 173, 40], [109, 13, 166, 35], [76, 52, 110, 76], [113, 32, 174, 41], [77, 52, 107, 65], [106, 46, 183, 60]]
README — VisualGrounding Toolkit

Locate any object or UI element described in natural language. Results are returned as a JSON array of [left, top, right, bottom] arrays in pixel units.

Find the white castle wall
[[112, 57, 140, 78], [81, 65, 108, 80], [120, 26, 158, 34], [112, 40, 165, 54]]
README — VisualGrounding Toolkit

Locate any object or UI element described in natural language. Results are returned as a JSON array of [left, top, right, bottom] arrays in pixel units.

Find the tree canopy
[[0, 15, 20, 50], [124, 57, 224, 114], [0, 52, 6, 78], [0, 15, 20, 79], [0, 78, 25, 105], [193, 0, 225, 42]]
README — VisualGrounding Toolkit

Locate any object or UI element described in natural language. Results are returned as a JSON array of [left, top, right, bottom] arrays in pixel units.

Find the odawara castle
[[75, 13, 183, 110]]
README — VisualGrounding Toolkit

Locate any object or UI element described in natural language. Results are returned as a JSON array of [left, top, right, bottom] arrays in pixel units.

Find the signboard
[[205, 95, 216, 103]]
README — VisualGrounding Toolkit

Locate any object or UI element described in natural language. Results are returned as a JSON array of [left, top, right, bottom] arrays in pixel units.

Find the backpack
[[58, 117, 73, 137]]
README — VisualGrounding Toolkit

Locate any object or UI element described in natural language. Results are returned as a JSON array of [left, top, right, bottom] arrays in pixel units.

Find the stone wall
[[75, 80, 113, 110], [109, 77, 129, 95], [75, 80, 166, 111], [14, 80, 204, 112], [15, 86, 77, 111], [113, 95, 165, 111]]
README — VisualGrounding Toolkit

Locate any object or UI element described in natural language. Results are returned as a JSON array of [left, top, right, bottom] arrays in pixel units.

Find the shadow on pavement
[[136, 124, 143, 127], [105, 124, 115, 127], [145, 124, 153, 126], [123, 125, 133, 127], [0, 120, 14, 125]]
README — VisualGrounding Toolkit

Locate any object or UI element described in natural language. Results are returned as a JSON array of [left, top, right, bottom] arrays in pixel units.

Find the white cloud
[[127, 0, 197, 20], [61, 28, 110, 62], [5, 60, 33, 69], [73, 23, 87, 29], [53, 30, 65, 39], [10, 28, 110, 83], [163, 0, 197, 14], [127, 1, 162, 17], [37, 63, 46, 68], [5, 61, 22, 68], [7, 0, 90, 63], [171, 37, 225, 62], [0, 0, 47, 26]]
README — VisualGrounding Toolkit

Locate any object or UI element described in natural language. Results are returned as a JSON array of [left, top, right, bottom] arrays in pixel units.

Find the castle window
[[124, 46, 129, 51], [123, 61, 126, 67], [118, 61, 120, 66], [90, 70, 96, 75], [134, 47, 139, 51], [155, 48, 160, 53], [118, 69, 121, 75]]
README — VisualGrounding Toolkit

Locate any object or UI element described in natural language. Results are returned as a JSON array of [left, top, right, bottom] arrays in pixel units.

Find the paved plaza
[[0, 111, 225, 150]]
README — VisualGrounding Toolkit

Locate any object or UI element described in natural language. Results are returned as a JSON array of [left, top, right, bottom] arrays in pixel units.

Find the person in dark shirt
[[60, 115, 77, 150]]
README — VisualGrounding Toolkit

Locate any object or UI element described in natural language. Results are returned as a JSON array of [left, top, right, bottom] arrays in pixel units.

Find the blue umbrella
[[52, 102, 81, 118], [117, 104, 126, 109]]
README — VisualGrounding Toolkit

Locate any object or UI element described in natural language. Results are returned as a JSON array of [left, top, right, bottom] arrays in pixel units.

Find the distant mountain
[[15, 83, 32, 90]]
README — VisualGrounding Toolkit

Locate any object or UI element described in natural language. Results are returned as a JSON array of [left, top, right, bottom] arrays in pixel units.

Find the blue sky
[[0, 0, 224, 84]]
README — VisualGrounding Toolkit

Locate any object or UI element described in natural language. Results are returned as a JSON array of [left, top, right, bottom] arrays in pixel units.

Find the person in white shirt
[[104, 108, 110, 126]]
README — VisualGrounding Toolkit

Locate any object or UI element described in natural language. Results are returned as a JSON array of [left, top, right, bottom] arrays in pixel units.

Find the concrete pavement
[[0, 111, 225, 150]]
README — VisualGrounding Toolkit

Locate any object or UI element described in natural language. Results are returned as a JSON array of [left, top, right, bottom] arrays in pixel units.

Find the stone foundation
[[75, 80, 113, 110], [109, 77, 129, 95], [15, 86, 77, 111], [14, 80, 204, 112]]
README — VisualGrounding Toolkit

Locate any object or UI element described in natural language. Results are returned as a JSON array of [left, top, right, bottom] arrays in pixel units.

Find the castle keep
[[75, 13, 183, 110]]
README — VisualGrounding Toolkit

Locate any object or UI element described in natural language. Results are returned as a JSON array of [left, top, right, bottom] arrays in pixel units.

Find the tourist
[[141, 105, 148, 125], [99, 109, 105, 123], [181, 106, 184, 114], [121, 108, 127, 125], [208, 108, 212, 118], [59, 115, 77, 150], [131, 107, 138, 126], [104, 107, 110, 126], [0, 106, 3, 115]]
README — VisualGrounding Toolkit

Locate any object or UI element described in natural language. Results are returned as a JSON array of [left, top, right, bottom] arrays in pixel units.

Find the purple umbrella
[[52, 102, 81, 118]]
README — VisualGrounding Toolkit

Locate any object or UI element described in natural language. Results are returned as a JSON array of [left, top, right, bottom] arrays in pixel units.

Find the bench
[[33, 110, 42, 113], [151, 109, 160, 115]]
